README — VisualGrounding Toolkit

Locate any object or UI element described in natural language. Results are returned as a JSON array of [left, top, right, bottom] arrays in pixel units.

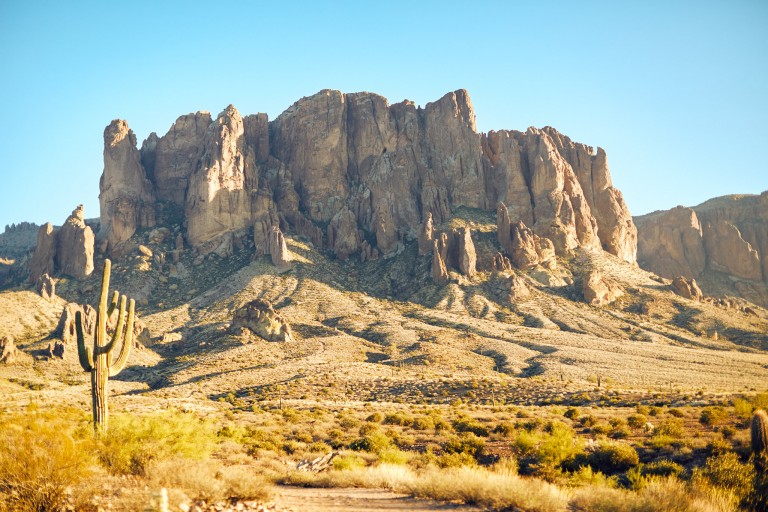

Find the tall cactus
[[751, 409, 768, 511], [75, 259, 134, 434]]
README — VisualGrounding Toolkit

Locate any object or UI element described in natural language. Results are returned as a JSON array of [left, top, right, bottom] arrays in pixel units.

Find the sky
[[1, 0, 766, 228]]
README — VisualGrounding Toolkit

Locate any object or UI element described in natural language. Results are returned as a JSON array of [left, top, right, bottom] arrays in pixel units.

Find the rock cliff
[[635, 192, 768, 306], [28, 206, 94, 283], [97, 89, 637, 266]]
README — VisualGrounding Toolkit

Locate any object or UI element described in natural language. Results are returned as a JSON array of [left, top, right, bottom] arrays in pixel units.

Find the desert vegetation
[[1, 389, 767, 511]]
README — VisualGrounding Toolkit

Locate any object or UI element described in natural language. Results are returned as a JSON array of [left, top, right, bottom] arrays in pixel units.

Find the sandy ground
[[273, 486, 482, 512]]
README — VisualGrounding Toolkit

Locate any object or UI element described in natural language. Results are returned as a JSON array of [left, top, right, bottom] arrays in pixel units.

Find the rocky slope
[[99, 89, 636, 266], [635, 192, 768, 307]]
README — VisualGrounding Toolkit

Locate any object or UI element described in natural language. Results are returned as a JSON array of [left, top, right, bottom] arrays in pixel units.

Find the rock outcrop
[[432, 238, 449, 285], [231, 299, 294, 342], [37, 273, 55, 302], [636, 193, 768, 306], [56, 303, 97, 345], [0, 335, 17, 364], [100, 120, 155, 252], [457, 227, 477, 277], [582, 271, 623, 307], [98, 89, 637, 267], [497, 206, 557, 270], [55, 205, 94, 279], [28, 206, 95, 282]]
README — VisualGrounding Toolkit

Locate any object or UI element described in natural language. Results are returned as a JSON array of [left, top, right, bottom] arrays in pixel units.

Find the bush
[[383, 413, 412, 427], [442, 433, 485, 457], [654, 418, 684, 438], [350, 429, 392, 454], [693, 451, 754, 502], [699, 406, 728, 426], [96, 410, 218, 475], [584, 441, 640, 474], [627, 414, 647, 429], [642, 459, 684, 478], [564, 407, 580, 420], [453, 417, 489, 437], [0, 408, 94, 512]]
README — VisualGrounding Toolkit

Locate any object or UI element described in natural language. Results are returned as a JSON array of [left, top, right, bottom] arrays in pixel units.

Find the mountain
[[635, 192, 768, 307]]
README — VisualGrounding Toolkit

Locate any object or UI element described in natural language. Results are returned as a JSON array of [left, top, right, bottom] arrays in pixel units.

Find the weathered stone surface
[[635, 206, 706, 279], [100, 119, 156, 251], [28, 223, 56, 284], [99, 89, 637, 265], [506, 274, 530, 302], [148, 112, 212, 206], [492, 252, 512, 272], [47, 340, 65, 359], [635, 192, 768, 307], [327, 207, 361, 260], [582, 271, 623, 307], [671, 276, 703, 301], [431, 238, 449, 285], [458, 227, 476, 277], [37, 273, 55, 302], [269, 226, 291, 269], [418, 213, 435, 256], [231, 299, 294, 342], [0, 335, 17, 364], [56, 303, 97, 344], [185, 106, 254, 250], [55, 205, 94, 279]]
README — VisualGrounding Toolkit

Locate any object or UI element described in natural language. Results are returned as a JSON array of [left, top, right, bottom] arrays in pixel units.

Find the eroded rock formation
[[636, 192, 768, 306], [28, 206, 95, 282], [98, 89, 637, 268], [582, 271, 623, 307], [231, 299, 294, 342], [0, 335, 17, 364], [670, 276, 704, 301]]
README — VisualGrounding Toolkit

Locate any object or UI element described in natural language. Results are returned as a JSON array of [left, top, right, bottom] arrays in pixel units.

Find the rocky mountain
[[635, 192, 768, 307], [98, 89, 636, 266]]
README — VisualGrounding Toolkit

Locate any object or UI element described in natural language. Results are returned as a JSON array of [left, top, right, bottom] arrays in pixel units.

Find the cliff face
[[99, 89, 637, 264], [635, 192, 768, 306]]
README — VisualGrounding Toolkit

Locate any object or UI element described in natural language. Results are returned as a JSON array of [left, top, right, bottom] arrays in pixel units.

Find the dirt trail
[[273, 486, 482, 512]]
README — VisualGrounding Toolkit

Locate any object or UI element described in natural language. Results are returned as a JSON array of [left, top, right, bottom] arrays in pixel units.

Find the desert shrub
[[699, 406, 728, 426], [590, 422, 611, 435], [642, 459, 684, 478], [350, 429, 392, 454], [732, 398, 753, 420], [411, 415, 434, 430], [582, 441, 639, 474], [149, 459, 271, 502], [442, 432, 485, 457], [608, 426, 631, 439], [338, 414, 360, 429], [627, 414, 647, 429], [493, 422, 516, 437], [97, 410, 218, 476], [691, 451, 754, 503], [383, 412, 412, 427], [365, 412, 384, 423], [579, 415, 596, 427], [655, 418, 684, 438], [668, 408, 685, 418], [453, 416, 490, 437], [332, 453, 367, 471], [564, 407, 580, 420], [0, 408, 94, 512], [378, 447, 411, 465]]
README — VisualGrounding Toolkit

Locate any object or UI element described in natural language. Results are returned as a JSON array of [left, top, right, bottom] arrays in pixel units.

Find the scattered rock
[[582, 270, 624, 307], [47, 341, 65, 359], [0, 335, 17, 364], [506, 274, 530, 302], [231, 299, 294, 342], [161, 331, 183, 344], [670, 276, 703, 301], [138, 245, 153, 258], [492, 252, 512, 272]]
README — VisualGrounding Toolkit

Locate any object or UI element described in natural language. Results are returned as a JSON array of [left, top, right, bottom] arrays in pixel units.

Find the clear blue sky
[[1, 0, 766, 228]]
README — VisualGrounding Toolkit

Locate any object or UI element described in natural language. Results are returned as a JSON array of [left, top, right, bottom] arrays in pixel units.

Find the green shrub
[[642, 459, 684, 477], [584, 441, 640, 474], [668, 408, 684, 418], [733, 398, 753, 420], [97, 410, 217, 476], [332, 454, 367, 471], [655, 418, 684, 438], [700, 406, 728, 426], [365, 412, 384, 423], [492, 422, 515, 437], [692, 451, 754, 503], [627, 414, 647, 429], [453, 417, 489, 437], [383, 413, 412, 427], [442, 433, 485, 457], [411, 416, 435, 430], [350, 429, 392, 454], [564, 407, 580, 420]]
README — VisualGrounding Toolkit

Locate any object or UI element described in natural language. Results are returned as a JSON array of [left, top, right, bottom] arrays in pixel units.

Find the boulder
[[507, 274, 530, 302], [671, 276, 703, 301], [56, 303, 97, 344], [47, 341, 65, 359], [0, 335, 17, 364], [582, 270, 623, 307], [231, 299, 294, 342]]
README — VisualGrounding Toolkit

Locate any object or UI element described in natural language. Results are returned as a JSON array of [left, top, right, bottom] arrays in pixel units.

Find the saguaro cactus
[[75, 259, 134, 434], [751, 409, 768, 511]]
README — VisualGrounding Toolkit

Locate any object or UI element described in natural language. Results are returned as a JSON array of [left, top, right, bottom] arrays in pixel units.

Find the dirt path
[[273, 486, 482, 512]]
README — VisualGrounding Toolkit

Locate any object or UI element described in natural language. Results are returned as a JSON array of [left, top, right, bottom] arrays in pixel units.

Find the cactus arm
[[102, 295, 127, 356], [75, 311, 93, 371], [109, 299, 134, 377], [107, 291, 119, 317]]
